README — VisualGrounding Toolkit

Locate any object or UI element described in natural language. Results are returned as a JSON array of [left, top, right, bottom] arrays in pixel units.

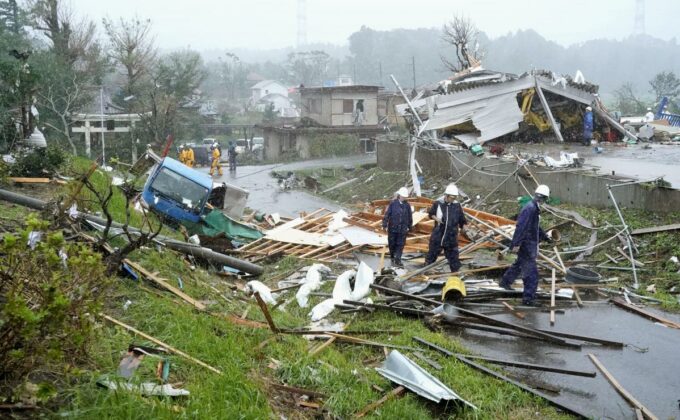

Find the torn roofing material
[[405, 69, 636, 146], [376, 350, 477, 409]]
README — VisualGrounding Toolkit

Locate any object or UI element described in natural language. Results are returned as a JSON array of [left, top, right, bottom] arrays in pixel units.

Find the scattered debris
[[376, 350, 477, 408]]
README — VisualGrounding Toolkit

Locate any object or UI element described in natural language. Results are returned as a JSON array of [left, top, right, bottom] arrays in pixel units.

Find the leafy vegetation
[[0, 215, 110, 387]]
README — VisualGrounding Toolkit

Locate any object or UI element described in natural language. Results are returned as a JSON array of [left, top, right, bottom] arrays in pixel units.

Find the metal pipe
[[0, 188, 263, 275], [606, 186, 638, 289]]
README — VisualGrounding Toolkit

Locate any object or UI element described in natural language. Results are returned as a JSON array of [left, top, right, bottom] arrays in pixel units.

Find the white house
[[256, 93, 300, 118], [251, 80, 288, 103]]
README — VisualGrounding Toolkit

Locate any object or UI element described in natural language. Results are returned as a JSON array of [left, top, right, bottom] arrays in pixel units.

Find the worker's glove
[[433, 216, 442, 224], [382, 226, 387, 232], [510, 246, 519, 254]]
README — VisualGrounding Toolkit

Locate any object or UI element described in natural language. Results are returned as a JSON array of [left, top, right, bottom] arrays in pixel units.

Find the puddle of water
[[515, 143, 680, 187], [448, 300, 680, 419]]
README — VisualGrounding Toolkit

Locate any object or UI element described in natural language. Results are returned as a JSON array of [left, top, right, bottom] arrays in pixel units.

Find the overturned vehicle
[[131, 149, 262, 248]]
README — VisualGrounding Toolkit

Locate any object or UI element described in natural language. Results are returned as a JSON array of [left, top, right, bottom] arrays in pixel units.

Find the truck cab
[[141, 157, 213, 224], [135, 150, 250, 225]]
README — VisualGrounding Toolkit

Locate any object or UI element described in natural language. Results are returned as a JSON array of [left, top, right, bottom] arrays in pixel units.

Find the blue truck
[[132, 150, 260, 244]]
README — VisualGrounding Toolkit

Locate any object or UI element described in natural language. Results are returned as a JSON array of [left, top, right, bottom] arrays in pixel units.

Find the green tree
[[649, 71, 680, 105], [286, 50, 329, 86], [218, 52, 248, 100], [613, 82, 647, 115], [102, 16, 157, 103], [0, 0, 26, 35], [137, 49, 206, 145], [29, 0, 107, 154]]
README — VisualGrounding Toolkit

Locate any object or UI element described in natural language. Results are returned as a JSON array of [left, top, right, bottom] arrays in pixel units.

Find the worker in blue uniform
[[499, 184, 553, 305], [583, 106, 594, 146], [424, 184, 467, 272], [382, 187, 412, 268]]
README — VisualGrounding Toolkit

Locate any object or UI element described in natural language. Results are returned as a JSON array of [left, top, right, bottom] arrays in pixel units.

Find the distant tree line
[[202, 21, 680, 113]]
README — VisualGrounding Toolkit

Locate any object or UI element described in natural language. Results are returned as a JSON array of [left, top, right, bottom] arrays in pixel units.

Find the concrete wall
[[377, 141, 680, 213]]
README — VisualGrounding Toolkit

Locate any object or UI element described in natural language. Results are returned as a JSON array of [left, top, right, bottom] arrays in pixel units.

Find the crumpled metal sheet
[[376, 350, 477, 409], [425, 93, 524, 146]]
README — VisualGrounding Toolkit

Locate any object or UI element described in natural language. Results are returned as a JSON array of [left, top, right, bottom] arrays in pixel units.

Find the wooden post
[[355, 386, 405, 418], [253, 292, 279, 333], [553, 246, 567, 273], [502, 301, 525, 319], [550, 269, 556, 326], [102, 314, 221, 374], [588, 354, 658, 420]]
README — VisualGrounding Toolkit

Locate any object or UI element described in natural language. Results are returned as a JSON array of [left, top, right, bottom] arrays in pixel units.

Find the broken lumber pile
[[236, 197, 516, 262]]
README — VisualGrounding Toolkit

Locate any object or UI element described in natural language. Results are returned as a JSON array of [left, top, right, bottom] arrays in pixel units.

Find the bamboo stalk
[[101, 313, 222, 374]]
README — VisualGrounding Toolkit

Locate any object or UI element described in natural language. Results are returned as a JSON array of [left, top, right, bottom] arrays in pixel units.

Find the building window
[[343, 99, 353, 113]]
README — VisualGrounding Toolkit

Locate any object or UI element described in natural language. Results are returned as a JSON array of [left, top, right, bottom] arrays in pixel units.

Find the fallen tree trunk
[[0, 188, 263, 275]]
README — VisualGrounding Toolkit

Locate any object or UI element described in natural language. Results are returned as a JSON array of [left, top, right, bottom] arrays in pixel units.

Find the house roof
[[251, 80, 286, 90], [258, 93, 292, 103], [300, 85, 381, 95]]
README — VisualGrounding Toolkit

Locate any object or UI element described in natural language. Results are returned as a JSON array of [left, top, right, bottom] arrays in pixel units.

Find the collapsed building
[[397, 69, 637, 147]]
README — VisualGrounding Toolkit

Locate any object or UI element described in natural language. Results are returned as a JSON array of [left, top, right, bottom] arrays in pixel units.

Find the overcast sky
[[70, 0, 680, 51]]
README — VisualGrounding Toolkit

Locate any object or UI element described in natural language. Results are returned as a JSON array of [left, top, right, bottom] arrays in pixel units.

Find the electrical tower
[[633, 0, 645, 35], [297, 0, 308, 49]]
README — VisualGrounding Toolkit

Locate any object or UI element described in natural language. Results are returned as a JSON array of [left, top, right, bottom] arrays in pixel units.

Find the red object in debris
[[489, 145, 505, 156], [161, 134, 175, 157]]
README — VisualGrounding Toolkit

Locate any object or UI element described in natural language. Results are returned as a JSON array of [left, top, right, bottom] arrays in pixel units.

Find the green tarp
[[183, 210, 262, 243]]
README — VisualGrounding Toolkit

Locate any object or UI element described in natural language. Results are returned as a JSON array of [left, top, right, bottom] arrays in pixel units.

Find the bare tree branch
[[441, 15, 483, 74]]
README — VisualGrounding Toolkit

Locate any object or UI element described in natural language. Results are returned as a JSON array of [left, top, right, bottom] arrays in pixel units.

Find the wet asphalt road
[[199, 155, 376, 217], [513, 142, 680, 187], [449, 296, 680, 419]]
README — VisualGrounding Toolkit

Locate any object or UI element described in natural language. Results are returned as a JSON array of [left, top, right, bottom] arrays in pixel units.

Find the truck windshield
[[150, 167, 209, 211]]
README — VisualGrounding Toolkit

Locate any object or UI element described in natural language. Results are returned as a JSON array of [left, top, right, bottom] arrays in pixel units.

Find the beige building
[[300, 85, 380, 127]]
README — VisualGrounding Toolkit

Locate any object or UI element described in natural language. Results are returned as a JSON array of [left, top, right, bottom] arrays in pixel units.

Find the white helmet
[[535, 184, 550, 198], [647, 107, 652, 111], [397, 187, 409, 198], [445, 184, 459, 196], [585, 106, 592, 111]]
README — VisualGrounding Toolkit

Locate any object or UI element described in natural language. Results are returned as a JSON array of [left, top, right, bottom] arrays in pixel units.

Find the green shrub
[[9, 145, 68, 177], [0, 215, 110, 380], [308, 133, 360, 158]]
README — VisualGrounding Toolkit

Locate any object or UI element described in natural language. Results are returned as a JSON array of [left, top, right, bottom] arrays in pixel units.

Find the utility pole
[[100, 86, 106, 166], [412, 56, 416, 90], [633, 0, 645, 35], [297, 0, 308, 49]]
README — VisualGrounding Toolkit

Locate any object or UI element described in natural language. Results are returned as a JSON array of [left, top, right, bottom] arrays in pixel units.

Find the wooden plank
[[464, 355, 596, 377], [372, 284, 574, 347], [550, 269, 556, 326], [253, 292, 279, 333], [588, 354, 658, 420], [610, 298, 680, 329], [9, 177, 51, 183], [631, 223, 680, 236], [604, 253, 620, 264], [124, 260, 206, 311], [502, 301, 525, 319], [572, 287, 584, 308], [355, 386, 406, 418], [617, 247, 644, 267], [457, 356, 589, 419], [102, 313, 222, 374], [553, 246, 567, 273]]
